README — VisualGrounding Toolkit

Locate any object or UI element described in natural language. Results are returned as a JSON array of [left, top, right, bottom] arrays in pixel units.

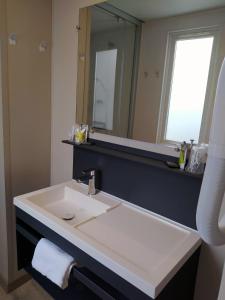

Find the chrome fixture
[[77, 169, 96, 195]]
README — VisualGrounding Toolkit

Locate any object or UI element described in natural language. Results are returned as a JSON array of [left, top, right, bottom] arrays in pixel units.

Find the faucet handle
[[82, 169, 96, 177]]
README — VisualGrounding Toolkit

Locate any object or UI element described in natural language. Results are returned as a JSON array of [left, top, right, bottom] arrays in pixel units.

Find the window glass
[[165, 36, 214, 142]]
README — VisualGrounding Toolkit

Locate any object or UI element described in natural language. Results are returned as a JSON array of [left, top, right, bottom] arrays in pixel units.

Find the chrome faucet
[[77, 169, 96, 195]]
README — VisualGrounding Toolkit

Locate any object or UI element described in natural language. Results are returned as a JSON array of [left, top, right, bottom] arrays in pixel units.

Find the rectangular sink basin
[[78, 204, 201, 297], [27, 186, 111, 226]]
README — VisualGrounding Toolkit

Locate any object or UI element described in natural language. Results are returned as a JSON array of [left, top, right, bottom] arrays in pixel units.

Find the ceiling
[[107, 0, 225, 21]]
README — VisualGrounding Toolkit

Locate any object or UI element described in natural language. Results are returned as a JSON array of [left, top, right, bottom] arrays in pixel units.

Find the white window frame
[[157, 26, 220, 145]]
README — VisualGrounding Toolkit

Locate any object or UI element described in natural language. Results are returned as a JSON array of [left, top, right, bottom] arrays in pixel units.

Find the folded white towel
[[32, 238, 75, 289]]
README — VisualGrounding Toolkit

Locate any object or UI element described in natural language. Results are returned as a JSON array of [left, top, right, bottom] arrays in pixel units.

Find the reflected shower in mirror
[[76, 0, 225, 145], [89, 6, 137, 137]]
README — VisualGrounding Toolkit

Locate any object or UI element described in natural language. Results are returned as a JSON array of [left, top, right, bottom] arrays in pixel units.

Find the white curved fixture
[[196, 57, 225, 245]]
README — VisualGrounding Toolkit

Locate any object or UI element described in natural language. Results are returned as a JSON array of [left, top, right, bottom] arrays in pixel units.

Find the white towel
[[32, 238, 75, 289]]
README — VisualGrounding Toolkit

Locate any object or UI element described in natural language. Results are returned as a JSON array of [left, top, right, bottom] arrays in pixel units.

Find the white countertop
[[14, 180, 201, 298]]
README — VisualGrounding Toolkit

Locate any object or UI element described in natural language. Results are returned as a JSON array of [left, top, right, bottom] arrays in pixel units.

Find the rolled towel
[[32, 238, 76, 289]]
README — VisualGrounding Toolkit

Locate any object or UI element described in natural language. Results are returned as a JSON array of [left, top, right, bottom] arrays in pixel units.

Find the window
[[158, 30, 217, 144]]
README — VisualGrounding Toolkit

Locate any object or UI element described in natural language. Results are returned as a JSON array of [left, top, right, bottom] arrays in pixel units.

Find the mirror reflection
[[76, 0, 225, 145]]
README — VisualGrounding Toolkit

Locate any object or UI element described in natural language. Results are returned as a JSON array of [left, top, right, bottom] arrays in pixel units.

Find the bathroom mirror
[[76, 0, 225, 146]]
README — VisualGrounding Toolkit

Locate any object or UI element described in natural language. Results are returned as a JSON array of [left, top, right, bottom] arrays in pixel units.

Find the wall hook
[[39, 41, 48, 52], [9, 33, 17, 46]]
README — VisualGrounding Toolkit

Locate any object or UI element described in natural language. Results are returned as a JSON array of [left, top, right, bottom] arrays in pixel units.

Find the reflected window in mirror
[[159, 30, 217, 144]]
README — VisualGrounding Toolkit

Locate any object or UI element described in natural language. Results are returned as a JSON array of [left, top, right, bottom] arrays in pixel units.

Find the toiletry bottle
[[185, 139, 195, 169], [179, 142, 187, 170], [75, 124, 86, 144]]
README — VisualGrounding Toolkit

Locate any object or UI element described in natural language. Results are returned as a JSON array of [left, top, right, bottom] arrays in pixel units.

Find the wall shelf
[[62, 140, 203, 180]]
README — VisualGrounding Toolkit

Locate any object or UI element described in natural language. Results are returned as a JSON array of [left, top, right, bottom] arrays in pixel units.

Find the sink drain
[[62, 213, 75, 221]]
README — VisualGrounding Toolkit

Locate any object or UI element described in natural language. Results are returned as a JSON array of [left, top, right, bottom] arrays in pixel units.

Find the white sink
[[20, 184, 116, 227], [14, 180, 201, 299]]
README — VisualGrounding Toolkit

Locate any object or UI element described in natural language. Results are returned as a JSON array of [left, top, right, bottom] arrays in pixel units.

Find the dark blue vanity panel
[[65, 140, 202, 229]]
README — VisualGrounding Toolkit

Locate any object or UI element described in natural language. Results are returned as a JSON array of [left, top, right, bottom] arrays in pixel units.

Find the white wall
[[0, 0, 13, 286], [52, 2, 225, 300], [0, 0, 52, 289], [7, 0, 52, 286], [7, 0, 52, 197], [0, 42, 9, 285]]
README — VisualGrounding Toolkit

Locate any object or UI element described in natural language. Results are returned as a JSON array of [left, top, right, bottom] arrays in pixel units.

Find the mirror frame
[[89, 132, 179, 157]]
